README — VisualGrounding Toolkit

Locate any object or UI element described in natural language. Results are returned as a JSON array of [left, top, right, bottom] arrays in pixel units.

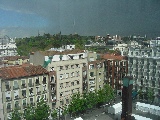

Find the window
[[37, 96, 40, 102], [15, 101, 19, 108], [22, 90, 26, 97], [77, 81, 79, 85], [75, 64, 79, 68], [35, 78, 39, 85], [30, 98, 34, 105], [66, 73, 69, 78], [21, 80, 26, 88], [89, 64, 94, 69], [13, 81, 19, 90], [29, 88, 33, 95], [5, 81, 10, 90], [99, 72, 101, 76], [60, 74, 63, 80], [71, 82, 74, 86], [60, 66, 63, 70], [28, 79, 33, 87], [60, 92, 63, 97], [90, 72, 94, 77], [65, 65, 69, 70], [43, 77, 46, 84], [50, 76, 54, 82], [71, 72, 74, 77], [60, 83, 63, 88], [71, 65, 74, 69], [23, 99, 26, 107], [7, 103, 11, 110], [66, 82, 69, 87]]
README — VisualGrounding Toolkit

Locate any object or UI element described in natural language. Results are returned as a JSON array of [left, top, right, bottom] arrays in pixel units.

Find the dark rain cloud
[[0, 0, 160, 37]]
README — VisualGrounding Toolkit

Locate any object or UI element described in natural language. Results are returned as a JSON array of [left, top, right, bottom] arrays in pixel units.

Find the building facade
[[102, 53, 128, 93], [128, 46, 160, 103], [0, 65, 49, 120], [87, 52, 105, 92], [30, 50, 88, 109]]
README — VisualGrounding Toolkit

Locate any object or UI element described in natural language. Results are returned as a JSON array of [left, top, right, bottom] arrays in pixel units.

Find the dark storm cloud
[[0, 0, 160, 37]]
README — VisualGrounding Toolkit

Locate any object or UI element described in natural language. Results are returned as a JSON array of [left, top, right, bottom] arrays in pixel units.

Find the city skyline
[[0, 0, 160, 38]]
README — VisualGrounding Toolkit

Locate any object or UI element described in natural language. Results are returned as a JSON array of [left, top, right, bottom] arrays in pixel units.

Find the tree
[[34, 98, 50, 120], [9, 109, 22, 120], [51, 109, 58, 120], [147, 88, 154, 103]]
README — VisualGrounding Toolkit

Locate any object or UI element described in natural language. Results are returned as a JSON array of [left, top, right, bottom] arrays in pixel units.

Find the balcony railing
[[13, 86, 19, 90], [21, 84, 27, 88], [7, 108, 12, 113], [37, 91, 41, 95], [6, 97, 12, 102]]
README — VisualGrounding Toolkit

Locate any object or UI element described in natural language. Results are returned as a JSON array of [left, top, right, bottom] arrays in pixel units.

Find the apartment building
[[2, 56, 29, 67], [128, 46, 160, 103], [0, 65, 49, 120], [102, 53, 128, 94], [30, 49, 88, 109], [87, 52, 105, 92], [0, 38, 17, 57]]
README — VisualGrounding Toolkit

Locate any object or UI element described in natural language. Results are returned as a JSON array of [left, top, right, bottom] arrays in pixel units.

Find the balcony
[[14, 95, 20, 100], [37, 91, 41, 95], [6, 97, 12, 102], [7, 108, 12, 113], [13, 86, 19, 90], [5, 85, 11, 91], [21, 84, 27, 89], [35, 83, 40, 86]]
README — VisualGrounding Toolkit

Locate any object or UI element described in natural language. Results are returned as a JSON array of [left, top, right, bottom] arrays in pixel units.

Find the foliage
[[51, 109, 58, 120], [68, 84, 115, 116], [9, 109, 22, 120], [15, 33, 93, 56], [10, 98, 50, 120], [147, 88, 154, 103]]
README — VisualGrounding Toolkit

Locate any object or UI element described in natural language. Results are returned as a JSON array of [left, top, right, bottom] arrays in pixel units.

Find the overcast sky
[[0, 0, 160, 38]]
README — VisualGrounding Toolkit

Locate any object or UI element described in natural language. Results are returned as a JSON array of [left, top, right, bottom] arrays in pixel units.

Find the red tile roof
[[102, 53, 127, 60], [0, 65, 48, 80]]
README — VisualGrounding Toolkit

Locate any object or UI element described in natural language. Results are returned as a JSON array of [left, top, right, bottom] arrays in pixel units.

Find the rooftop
[[0, 64, 48, 80], [3, 56, 29, 61], [102, 53, 127, 60]]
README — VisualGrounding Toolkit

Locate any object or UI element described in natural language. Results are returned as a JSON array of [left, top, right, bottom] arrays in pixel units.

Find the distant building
[[1, 56, 29, 67], [113, 43, 128, 56], [150, 37, 160, 47], [0, 38, 18, 57], [0, 65, 49, 120]]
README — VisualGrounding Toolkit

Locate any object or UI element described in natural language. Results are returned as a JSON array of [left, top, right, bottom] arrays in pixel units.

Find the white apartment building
[[0, 38, 17, 57], [30, 49, 88, 109], [128, 46, 160, 104], [113, 43, 128, 56], [150, 37, 160, 47]]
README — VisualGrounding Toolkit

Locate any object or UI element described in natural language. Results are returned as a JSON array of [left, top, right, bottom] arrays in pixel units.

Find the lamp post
[[121, 76, 133, 120]]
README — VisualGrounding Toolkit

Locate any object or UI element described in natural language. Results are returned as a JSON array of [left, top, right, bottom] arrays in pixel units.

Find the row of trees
[[10, 84, 114, 120], [68, 84, 115, 117]]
